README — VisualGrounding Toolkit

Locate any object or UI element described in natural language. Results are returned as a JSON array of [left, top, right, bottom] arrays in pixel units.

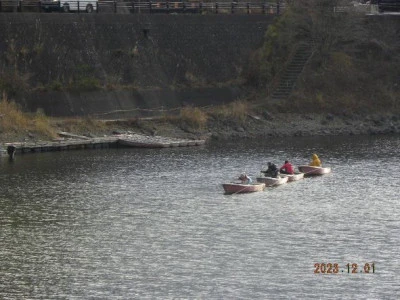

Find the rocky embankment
[[1, 113, 399, 154], [206, 112, 400, 140]]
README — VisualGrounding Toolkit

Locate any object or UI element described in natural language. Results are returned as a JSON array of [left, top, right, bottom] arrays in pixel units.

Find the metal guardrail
[[0, 0, 285, 14]]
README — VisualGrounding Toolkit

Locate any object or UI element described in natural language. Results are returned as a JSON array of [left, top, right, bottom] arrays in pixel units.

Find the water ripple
[[0, 135, 399, 299]]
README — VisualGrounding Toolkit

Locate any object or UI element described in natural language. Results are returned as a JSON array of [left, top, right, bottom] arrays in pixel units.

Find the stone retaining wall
[[0, 13, 275, 116]]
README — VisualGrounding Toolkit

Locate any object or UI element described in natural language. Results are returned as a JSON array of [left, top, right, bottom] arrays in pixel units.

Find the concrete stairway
[[270, 43, 312, 100]]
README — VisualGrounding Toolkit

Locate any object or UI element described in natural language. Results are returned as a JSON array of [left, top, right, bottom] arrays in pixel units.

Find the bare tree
[[286, 0, 367, 65]]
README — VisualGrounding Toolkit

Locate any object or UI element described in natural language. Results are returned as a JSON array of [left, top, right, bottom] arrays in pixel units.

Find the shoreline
[[1, 113, 400, 154], [207, 112, 400, 140]]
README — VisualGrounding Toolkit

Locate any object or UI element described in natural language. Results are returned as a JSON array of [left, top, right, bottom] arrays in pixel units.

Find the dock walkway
[[1, 133, 206, 155]]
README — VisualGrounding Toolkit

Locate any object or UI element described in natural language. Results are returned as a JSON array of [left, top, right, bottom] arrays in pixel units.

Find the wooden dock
[[1, 133, 206, 155], [118, 134, 206, 148]]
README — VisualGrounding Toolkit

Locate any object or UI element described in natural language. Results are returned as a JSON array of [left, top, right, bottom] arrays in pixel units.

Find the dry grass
[[55, 117, 107, 136], [179, 106, 208, 129], [33, 111, 57, 138], [159, 114, 180, 124], [210, 100, 250, 123], [0, 97, 30, 131], [0, 93, 57, 139]]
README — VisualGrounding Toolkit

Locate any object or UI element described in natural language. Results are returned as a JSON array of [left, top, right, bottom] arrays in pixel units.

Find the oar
[[232, 185, 250, 195], [303, 170, 316, 176]]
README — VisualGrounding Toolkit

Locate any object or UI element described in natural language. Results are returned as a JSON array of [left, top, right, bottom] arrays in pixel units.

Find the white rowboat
[[256, 176, 288, 187], [222, 183, 266, 194], [282, 172, 305, 182], [298, 166, 331, 176]]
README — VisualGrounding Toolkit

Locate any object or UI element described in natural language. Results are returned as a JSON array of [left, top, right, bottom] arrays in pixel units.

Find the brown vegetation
[[209, 100, 251, 124], [179, 106, 208, 129], [0, 93, 57, 141], [247, 0, 400, 113], [1, 1, 399, 143]]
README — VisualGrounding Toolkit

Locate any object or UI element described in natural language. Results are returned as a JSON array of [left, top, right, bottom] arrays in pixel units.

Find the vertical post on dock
[[7, 145, 16, 162]]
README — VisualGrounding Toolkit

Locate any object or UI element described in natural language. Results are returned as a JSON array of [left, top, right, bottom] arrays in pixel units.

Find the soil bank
[[1, 112, 399, 152]]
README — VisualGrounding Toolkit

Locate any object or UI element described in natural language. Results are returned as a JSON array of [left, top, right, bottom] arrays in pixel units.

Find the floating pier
[[118, 134, 205, 148], [1, 133, 206, 155]]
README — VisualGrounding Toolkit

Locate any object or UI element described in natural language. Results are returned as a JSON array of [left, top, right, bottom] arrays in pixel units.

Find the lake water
[[0, 135, 399, 299]]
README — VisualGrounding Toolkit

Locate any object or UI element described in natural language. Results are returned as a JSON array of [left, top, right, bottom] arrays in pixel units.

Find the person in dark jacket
[[262, 162, 279, 178]]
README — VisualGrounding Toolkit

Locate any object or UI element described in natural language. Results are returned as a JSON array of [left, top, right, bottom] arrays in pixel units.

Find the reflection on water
[[1, 135, 399, 299]]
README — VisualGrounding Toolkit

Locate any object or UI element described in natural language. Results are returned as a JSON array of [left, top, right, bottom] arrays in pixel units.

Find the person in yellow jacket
[[309, 154, 322, 167]]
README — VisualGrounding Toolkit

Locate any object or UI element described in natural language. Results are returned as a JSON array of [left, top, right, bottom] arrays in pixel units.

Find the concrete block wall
[[0, 13, 274, 116]]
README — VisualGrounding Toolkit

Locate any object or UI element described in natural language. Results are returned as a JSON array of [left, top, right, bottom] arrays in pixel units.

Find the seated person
[[261, 162, 279, 178], [280, 160, 294, 174], [238, 173, 252, 184], [310, 154, 322, 167]]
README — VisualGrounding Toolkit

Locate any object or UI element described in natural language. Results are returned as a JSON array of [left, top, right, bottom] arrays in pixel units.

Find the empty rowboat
[[222, 183, 265, 194]]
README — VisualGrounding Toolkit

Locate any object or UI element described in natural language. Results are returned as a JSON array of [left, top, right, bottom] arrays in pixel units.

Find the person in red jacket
[[280, 160, 294, 175]]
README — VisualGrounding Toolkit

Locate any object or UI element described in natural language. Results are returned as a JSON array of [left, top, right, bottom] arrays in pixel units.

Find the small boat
[[256, 175, 288, 187], [118, 138, 169, 148], [282, 172, 305, 182], [222, 183, 265, 194], [298, 165, 331, 176]]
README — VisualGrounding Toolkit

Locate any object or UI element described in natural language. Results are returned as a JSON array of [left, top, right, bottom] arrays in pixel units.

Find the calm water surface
[[0, 135, 399, 299]]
